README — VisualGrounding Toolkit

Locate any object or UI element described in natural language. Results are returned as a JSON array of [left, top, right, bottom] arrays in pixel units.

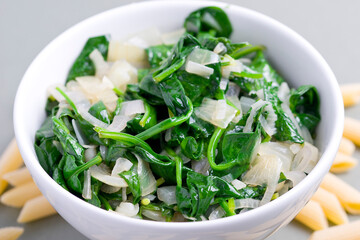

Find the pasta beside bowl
[[14, 1, 343, 240]]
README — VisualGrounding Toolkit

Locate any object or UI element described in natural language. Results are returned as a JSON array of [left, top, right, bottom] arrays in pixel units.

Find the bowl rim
[[14, 0, 344, 231]]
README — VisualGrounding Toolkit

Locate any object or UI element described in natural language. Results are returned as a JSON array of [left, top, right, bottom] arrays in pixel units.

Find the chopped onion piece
[[115, 202, 139, 217], [122, 187, 127, 202], [213, 42, 227, 55], [77, 106, 109, 129], [72, 119, 89, 146], [209, 206, 226, 220], [111, 158, 133, 176], [82, 170, 92, 200], [185, 61, 214, 78], [161, 28, 186, 45], [100, 184, 121, 194], [108, 41, 147, 68], [240, 96, 256, 114], [283, 171, 306, 188], [291, 142, 319, 173], [234, 199, 260, 209], [195, 98, 237, 129], [89, 49, 110, 78], [106, 60, 138, 91], [243, 100, 267, 133], [191, 158, 210, 176], [219, 78, 228, 91], [120, 100, 145, 117], [221, 173, 233, 182], [187, 48, 220, 66], [126, 27, 162, 48], [289, 143, 302, 154], [47, 85, 66, 102], [231, 179, 246, 190], [278, 82, 290, 102], [84, 148, 98, 163], [238, 58, 251, 64], [135, 154, 157, 196], [157, 186, 177, 205], [107, 115, 131, 132], [99, 145, 107, 160], [257, 142, 294, 172], [164, 128, 172, 142], [226, 82, 241, 97], [142, 194, 156, 201], [221, 57, 243, 79], [90, 164, 128, 187], [142, 209, 166, 221]]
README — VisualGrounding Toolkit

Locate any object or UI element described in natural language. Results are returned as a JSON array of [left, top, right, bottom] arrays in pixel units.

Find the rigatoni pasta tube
[[343, 117, 360, 146], [17, 195, 57, 223], [0, 227, 24, 240], [2, 167, 32, 187], [311, 187, 348, 225], [0, 138, 23, 194], [330, 152, 357, 173], [0, 181, 41, 207], [309, 220, 360, 240], [338, 137, 356, 156], [294, 200, 328, 231], [321, 173, 360, 214], [341, 83, 360, 107]]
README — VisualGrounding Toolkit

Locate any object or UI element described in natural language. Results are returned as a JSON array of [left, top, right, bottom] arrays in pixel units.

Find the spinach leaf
[[126, 104, 157, 135], [138, 73, 165, 105], [88, 101, 111, 124], [289, 85, 320, 133], [165, 124, 189, 147], [184, 6, 232, 38], [66, 35, 109, 83], [145, 44, 173, 68], [180, 136, 204, 160], [35, 116, 55, 144], [188, 113, 215, 139], [250, 51, 284, 85], [34, 139, 61, 175], [119, 164, 141, 204], [140, 203, 174, 222]]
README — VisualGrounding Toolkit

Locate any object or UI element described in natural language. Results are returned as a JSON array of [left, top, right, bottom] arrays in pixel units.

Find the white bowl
[[14, 1, 343, 239]]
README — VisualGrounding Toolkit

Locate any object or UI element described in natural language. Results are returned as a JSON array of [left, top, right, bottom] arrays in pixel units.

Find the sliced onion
[[185, 61, 214, 78], [115, 202, 139, 217], [142, 194, 156, 201], [77, 106, 109, 129], [72, 119, 89, 146], [278, 82, 290, 102], [238, 58, 252, 64], [126, 27, 162, 48], [257, 142, 294, 172], [291, 142, 319, 173], [243, 100, 267, 133], [135, 154, 157, 196], [99, 145, 107, 160], [157, 186, 177, 205], [161, 28, 186, 45], [221, 57, 243, 79], [231, 179, 246, 190], [89, 49, 110, 78], [82, 170, 92, 200], [281, 103, 303, 138], [300, 125, 314, 145], [221, 174, 233, 183], [202, 12, 222, 33], [213, 42, 227, 55], [90, 164, 128, 187], [289, 143, 302, 154], [106, 60, 138, 91], [84, 148, 98, 162], [122, 187, 127, 202], [119, 100, 145, 117], [100, 184, 121, 194], [142, 209, 166, 221], [187, 48, 220, 66], [226, 82, 241, 97], [111, 158, 133, 176], [208, 206, 226, 220], [240, 96, 256, 114], [107, 41, 147, 68], [47, 85, 66, 102], [164, 128, 172, 142], [195, 98, 237, 128], [219, 78, 228, 91], [234, 199, 260, 209], [283, 171, 306, 188], [107, 115, 131, 132], [191, 158, 210, 176]]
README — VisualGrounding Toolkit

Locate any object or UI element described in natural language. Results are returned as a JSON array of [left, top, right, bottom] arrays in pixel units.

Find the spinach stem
[[230, 45, 265, 59], [56, 87, 79, 115], [153, 58, 185, 82], [69, 155, 102, 180], [207, 127, 237, 171], [135, 98, 193, 141], [99, 195, 113, 211], [139, 102, 151, 127], [165, 147, 183, 188], [219, 200, 236, 217]]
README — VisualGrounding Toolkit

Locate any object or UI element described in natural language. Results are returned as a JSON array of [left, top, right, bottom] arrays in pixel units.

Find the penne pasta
[[2, 167, 32, 187], [17, 195, 57, 223], [0, 138, 23, 195], [330, 152, 357, 173], [311, 187, 348, 225], [294, 200, 328, 231], [343, 117, 360, 146], [321, 173, 360, 214], [309, 220, 360, 240], [338, 137, 356, 156], [0, 181, 41, 208], [0, 227, 24, 240], [341, 83, 360, 107]]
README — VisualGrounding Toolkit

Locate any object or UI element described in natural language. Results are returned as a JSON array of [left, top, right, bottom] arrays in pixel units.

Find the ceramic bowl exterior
[[14, 1, 343, 239]]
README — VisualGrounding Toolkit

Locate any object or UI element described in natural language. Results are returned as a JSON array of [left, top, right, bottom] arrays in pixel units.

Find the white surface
[[1, 0, 360, 240], [13, 1, 342, 240]]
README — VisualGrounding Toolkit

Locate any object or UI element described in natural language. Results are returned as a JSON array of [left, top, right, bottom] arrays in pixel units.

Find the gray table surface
[[1, 0, 359, 239]]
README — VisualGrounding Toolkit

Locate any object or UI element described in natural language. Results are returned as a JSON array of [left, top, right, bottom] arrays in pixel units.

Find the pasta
[[341, 83, 360, 107], [0, 227, 24, 240], [338, 137, 356, 156], [343, 117, 360, 146], [330, 152, 357, 173], [311, 187, 348, 225], [320, 173, 360, 214], [17, 195, 57, 223], [0, 138, 23, 194], [2, 167, 32, 186], [294, 200, 328, 231], [309, 220, 360, 240], [0, 181, 41, 208]]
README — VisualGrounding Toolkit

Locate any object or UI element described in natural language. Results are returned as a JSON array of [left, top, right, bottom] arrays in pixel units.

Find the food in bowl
[[34, 6, 320, 222]]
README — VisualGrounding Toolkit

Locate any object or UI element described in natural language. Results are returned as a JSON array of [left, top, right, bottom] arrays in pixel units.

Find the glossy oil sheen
[[14, 1, 343, 239]]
